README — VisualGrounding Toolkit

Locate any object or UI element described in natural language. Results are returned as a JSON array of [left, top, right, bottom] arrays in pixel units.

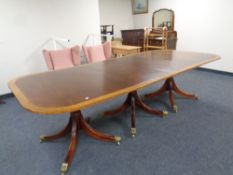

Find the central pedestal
[[145, 77, 198, 112], [40, 111, 121, 174], [104, 91, 168, 137]]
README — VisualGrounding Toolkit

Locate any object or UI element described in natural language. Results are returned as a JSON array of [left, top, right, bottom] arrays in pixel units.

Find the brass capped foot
[[162, 110, 168, 117], [172, 105, 178, 113], [39, 135, 45, 143], [131, 128, 137, 138], [115, 136, 121, 145], [60, 163, 69, 174]]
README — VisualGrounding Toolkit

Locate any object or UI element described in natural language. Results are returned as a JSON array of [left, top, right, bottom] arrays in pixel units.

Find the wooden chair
[[144, 27, 168, 51]]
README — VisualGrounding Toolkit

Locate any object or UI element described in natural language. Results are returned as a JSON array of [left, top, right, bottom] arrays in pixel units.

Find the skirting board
[[196, 67, 233, 77], [0, 93, 14, 100]]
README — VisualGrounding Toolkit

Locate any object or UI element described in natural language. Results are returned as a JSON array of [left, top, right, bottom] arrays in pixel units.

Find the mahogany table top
[[9, 50, 220, 115]]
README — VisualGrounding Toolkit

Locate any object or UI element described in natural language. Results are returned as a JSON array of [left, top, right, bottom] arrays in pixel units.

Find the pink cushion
[[82, 46, 91, 63], [43, 45, 80, 70], [43, 50, 54, 70], [103, 41, 112, 60], [85, 45, 106, 63], [71, 46, 80, 66], [49, 49, 74, 70]]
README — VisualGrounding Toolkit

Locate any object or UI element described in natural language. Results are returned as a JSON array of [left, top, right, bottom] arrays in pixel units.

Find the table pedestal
[[40, 111, 121, 175], [145, 77, 198, 112], [104, 91, 168, 137]]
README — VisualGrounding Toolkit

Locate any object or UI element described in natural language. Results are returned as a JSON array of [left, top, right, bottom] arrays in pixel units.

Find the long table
[[9, 50, 220, 174]]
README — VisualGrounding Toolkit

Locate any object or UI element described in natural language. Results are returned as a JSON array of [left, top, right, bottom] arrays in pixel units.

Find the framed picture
[[132, 0, 148, 15]]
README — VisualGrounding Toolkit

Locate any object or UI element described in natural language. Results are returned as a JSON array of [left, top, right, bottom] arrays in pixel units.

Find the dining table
[[9, 50, 220, 174]]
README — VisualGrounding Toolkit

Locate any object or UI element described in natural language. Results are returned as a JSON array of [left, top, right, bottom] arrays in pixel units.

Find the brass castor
[[131, 128, 137, 138], [162, 110, 168, 118], [39, 135, 45, 143], [115, 136, 121, 145], [172, 105, 178, 113], [60, 162, 69, 175]]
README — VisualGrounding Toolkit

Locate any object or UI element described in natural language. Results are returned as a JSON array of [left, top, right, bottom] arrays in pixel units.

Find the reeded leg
[[102, 91, 167, 139], [103, 94, 131, 116], [130, 98, 136, 138], [168, 89, 177, 113], [133, 91, 168, 117], [40, 110, 120, 175], [79, 112, 121, 144], [145, 77, 198, 112], [144, 80, 168, 98], [40, 118, 72, 143], [60, 115, 79, 175], [171, 78, 198, 100], [104, 91, 166, 118]]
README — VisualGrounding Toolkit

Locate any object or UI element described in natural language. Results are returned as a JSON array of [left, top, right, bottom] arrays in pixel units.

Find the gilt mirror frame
[[152, 8, 175, 31]]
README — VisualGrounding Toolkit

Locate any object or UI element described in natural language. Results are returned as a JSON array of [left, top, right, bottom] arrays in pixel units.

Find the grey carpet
[[0, 69, 233, 175]]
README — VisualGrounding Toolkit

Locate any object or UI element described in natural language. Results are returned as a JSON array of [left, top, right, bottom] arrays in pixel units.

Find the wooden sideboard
[[121, 29, 177, 50], [121, 29, 144, 48]]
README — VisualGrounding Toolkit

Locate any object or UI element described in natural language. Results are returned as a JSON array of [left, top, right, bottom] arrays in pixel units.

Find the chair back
[[43, 45, 80, 70], [144, 27, 168, 51], [103, 41, 112, 60], [83, 41, 112, 64]]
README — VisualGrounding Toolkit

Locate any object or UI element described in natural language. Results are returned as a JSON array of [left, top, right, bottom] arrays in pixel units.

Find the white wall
[[133, 0, 233, 73], [0, 0, 101, 95], [1, 0, 232, 96], [99, 0, 134, 38]]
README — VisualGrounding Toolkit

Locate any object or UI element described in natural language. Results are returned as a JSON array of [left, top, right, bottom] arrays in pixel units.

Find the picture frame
[[132, 0, 148, 15]]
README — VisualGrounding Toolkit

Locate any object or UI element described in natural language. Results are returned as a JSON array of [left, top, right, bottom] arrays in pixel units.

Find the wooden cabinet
[[121, 29, 144, 48], [167, 31, 177, 49], [121, 29, 177, 50]]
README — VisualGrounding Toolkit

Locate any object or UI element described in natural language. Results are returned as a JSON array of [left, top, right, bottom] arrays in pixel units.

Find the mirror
[[152, 9, 174, 31]]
